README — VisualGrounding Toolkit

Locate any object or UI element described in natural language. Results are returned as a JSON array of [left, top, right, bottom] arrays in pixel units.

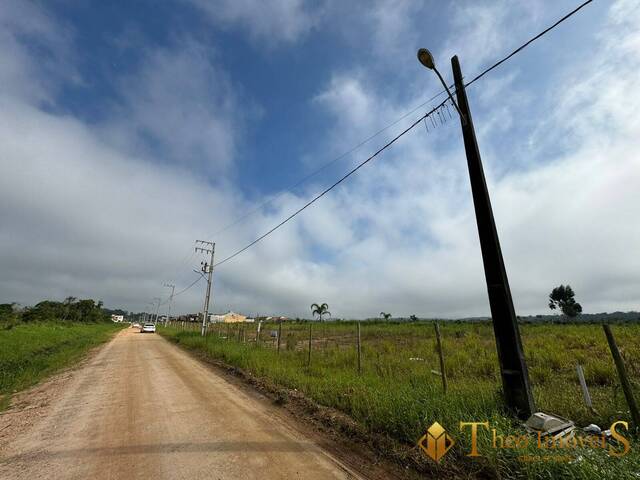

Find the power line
[[209, 0, 594, 269], [169, 275, 202, 300], [214, 99, 448, 268], [465, 0, 593, 88], [208, 89, 449, 239], [163, 80, 449, 281]]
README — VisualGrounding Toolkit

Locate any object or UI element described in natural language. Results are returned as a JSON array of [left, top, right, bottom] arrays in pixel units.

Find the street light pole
[[417, 48, 534, 419], [450, 55, 534, 419]]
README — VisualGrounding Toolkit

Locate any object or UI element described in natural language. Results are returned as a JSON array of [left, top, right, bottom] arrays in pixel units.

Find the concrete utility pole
[[163, 283, 175, 326], [195, 240, 215, 337], [417, 48, 534, 419], [152, 298, 161, 324]]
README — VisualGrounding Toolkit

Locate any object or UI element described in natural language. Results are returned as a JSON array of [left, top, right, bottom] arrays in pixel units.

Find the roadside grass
[[161, 320, 640, 479], [0, 322, 124, 410]]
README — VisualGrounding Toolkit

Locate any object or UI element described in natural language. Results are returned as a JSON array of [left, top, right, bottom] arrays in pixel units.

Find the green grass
[[0, 322, 124, 409], [161, 320, 640, 479]]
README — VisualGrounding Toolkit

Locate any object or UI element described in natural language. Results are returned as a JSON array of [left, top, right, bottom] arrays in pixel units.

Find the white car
[[140, 323, 156, 333]]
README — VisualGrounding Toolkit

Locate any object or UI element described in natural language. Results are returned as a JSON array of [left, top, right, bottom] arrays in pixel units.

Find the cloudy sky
[[1, 0, 638, 318]]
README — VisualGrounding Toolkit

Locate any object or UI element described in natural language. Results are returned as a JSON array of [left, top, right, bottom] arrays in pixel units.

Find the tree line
[[0, 297, 113, 328]]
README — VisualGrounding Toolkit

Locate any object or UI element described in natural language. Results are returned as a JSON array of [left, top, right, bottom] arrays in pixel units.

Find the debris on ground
[[524, 412, 575, 439], [583, 424, 601, 435]]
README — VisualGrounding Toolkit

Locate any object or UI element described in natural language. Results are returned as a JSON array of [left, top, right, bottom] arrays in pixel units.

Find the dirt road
[[0, 329, 365, 479]]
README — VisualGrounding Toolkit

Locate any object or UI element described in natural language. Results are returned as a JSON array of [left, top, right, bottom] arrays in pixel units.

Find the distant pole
[[434, 321, 447, 394], [277, 320, 282, 354], [163, 283, 175, 327], [154, 298, 161, 324], [195, 240, 215, 337], [450, 55, 534, 419], [150, 300, 160, 324], [307, 322, 313, 366], [603, 324, 640, 429], [357, 321, 362, 375]]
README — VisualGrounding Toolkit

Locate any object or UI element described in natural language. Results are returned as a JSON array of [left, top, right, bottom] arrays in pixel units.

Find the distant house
[[209, 311, 247, 323], [256, 316, 289, 322]]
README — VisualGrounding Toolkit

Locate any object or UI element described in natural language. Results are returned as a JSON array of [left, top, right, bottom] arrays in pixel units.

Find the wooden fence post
[[277, 321, 282, 354], [307, 322, 313, 366], [434, 321, 448, 394], [603, 324, 640, 429], [357, 321, 362, 375]]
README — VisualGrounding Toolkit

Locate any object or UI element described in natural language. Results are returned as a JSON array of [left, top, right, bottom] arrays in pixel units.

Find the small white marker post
[[576, 364, 593, 410]]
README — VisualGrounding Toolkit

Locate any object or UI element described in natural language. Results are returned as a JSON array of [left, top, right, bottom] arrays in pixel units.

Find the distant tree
[[549, 285, 582, 318], [61, 297, 77, 321], [310, 303, 331, 322], [380, 312, 392, 320], [409, 314, 418, 322]]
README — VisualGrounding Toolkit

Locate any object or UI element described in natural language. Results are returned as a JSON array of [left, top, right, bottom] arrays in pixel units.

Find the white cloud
[[184, 0, 322, 45], [103, 40, 244, 175], [1, 0, 638, 321], [0, 0, 79, 104]]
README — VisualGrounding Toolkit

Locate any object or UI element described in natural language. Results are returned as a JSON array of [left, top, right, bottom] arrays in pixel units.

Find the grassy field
[[0, 322, 124, 410], [161, 320, 640, 479]]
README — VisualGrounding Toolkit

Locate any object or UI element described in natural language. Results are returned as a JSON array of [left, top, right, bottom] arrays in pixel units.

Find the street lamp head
[[417, 48, 435, 70]]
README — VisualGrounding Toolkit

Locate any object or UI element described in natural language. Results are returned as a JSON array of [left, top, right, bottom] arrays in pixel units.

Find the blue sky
[[1, 0, 638, 318]]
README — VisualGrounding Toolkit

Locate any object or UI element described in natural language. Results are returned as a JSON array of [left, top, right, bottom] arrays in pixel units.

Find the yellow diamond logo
[[418, 422, 455, 462]]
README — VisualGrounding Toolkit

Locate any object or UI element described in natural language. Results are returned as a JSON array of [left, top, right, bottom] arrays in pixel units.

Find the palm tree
[[311, 303, 331, 350], [380, 312, 391, 320], [311, 303, 331, 322]]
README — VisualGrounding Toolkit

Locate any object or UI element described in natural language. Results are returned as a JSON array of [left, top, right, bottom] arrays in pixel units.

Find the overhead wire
[[465, 0, 593, 88], [214, 99, 448, 268], [210, 0, 594, 269], [208, 88, 449, 239]]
